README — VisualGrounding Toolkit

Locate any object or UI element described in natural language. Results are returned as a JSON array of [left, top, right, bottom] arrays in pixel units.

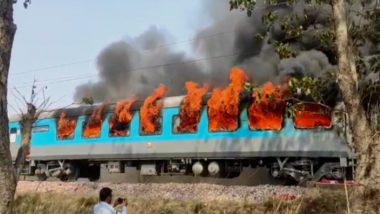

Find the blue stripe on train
[[9, 107, 329, 147]]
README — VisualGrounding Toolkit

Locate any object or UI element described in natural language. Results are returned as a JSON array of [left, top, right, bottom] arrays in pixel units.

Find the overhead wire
[[10, 30, 236, 76], [10, 49, 254, 89]]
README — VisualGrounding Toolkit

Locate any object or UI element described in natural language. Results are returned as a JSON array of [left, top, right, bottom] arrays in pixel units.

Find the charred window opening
[[206, 67, 247, 132], [293, 103, 332, 129], [172, 115, 198, 134], [109, 112, 134, 137], [247, 105, 284, 131], [82, 119, 101, 138], [247, 82, 286, 131], [57, 112, 77, 140], [139, 84, 166, 135], [177, 81, 208, 134], [139, 116, 162, 135], [207, 107, 240, 132], [109, 99, 136, 137], [82, 104, 106, 138]]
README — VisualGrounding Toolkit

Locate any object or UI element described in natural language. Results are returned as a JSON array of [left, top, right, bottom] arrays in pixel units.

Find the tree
[[332, 0, 379, 211], [0, 0, 31, 212], [10, 80, 52, 178], [230, 0, 380, 212], [0, 1, 18, 213]]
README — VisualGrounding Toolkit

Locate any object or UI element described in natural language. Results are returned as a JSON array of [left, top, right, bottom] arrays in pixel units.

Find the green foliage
[[316, 29, 335, 50], [81, 97, 94, 105], [281, 15, 304, 40], [368, 55, 380, 73], [244, 82, 254, 92], [262, 11, 278, 27], [272, 41, 296, 59], [288, 76, 329, 103], [229, 0, 380, 117], [229, 0, 257, 16]]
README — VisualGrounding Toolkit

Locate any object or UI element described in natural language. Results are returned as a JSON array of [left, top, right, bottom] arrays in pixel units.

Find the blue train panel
[[9, 104, 352, 161]]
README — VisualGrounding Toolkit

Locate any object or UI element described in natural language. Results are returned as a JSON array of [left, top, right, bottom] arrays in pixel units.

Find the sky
[[8, 0, 210, 115]]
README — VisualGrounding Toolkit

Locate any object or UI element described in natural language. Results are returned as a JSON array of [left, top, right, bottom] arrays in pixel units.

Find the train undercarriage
[[20, 157, 354, 185]]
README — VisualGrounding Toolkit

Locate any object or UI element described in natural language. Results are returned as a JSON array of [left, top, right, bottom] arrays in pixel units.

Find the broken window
[[293, 103, 332, 129], [109, 112, 134, 137], [57, 112, 77, 140], [172, 115, 198, 134], [139, 116, 162, 135], [82, 104, 106, 138]]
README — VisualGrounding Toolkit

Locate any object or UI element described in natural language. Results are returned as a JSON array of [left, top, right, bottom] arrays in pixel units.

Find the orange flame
[[248, 82, 288, 130], [109, 98, 136, 136], [83, 103, 106, 138], [57, 112, 76, 139], [207, 67, 248, 131], [140, 84, 167, 134], [294, 103, 332, 128], [177, 81, 208, 133]]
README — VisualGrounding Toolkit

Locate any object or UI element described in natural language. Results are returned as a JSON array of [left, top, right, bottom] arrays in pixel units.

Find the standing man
[[93, 187, 128, 214]]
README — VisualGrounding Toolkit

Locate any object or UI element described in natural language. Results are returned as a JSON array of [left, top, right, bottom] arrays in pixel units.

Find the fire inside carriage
[[9, 67, 354, 183]]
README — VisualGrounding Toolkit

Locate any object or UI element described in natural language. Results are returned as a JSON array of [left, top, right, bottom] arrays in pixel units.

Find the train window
[[139, 117, 162, 136], [172, 115, 197, 134], [293, 103, 332, 129], [82, 118, 102, 138], [109, 112, 134, 137], [32, 125, 49, 132], [56, 114, 77, 140], [207, 108, 238, 132], [9, 128, 17, 144], [247, 107, 284, 131]]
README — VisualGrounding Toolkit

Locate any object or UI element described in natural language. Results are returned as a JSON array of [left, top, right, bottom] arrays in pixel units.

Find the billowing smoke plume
[[74, 0, 337, 102], [74, 27, 207, 101]]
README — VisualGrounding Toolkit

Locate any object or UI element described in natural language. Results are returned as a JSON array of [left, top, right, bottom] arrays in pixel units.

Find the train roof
[[9, 91, 339, 122], [8, 91, 254, 122], [9, 95, 186, 122]]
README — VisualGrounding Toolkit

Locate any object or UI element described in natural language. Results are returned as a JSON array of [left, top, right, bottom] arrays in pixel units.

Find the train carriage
[[8, 95, 354, 183]]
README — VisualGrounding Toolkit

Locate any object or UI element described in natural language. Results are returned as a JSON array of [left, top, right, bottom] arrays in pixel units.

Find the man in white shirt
[[93, 187, 128, 214]]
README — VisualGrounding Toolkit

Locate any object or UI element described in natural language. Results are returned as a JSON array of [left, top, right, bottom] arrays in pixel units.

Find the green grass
[[13, 189, 348, 214]]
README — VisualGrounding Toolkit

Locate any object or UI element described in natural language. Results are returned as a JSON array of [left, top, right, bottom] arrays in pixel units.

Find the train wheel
[[59, 163, 79, 182]]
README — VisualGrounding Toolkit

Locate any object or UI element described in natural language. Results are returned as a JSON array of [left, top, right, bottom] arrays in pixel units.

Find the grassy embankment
[[13, 188, 350, 214]]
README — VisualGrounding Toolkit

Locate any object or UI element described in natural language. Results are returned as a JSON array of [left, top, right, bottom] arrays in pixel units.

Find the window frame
[[206, 107, 239, 133], [171, 114, 199, 134], [291, 103, 333, 130], [246, 110, 284, 131], [56, 116, 78, 141], [81, 117, 102, 139], [108, 112, 134, 137], [139, 115, 163, 136]]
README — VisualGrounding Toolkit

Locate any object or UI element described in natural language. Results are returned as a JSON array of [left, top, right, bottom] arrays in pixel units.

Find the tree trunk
[[0, 0, 17, 213], [332, 0, 380, 213], [14, 120, 32, 177], [14, 103, 36, 178]]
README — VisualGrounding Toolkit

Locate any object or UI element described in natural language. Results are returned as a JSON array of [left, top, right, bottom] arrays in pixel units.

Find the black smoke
[[74, 27, 208, 101], [74, 0, 346, 103]]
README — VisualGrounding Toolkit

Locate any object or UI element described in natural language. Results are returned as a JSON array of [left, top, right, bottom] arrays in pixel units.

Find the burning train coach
[[9, 67, 354, 183]]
